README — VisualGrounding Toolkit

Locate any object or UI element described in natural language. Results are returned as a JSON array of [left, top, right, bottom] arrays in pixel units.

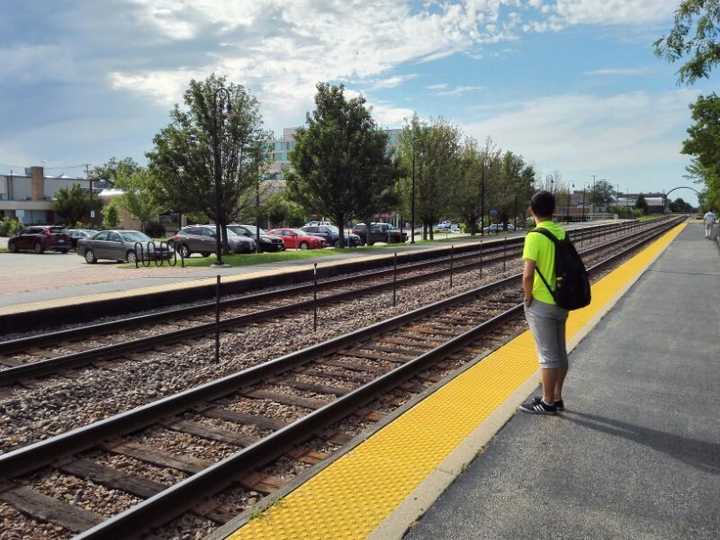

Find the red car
[[8, 225, 71, 254], [267, 228, 327, 250]]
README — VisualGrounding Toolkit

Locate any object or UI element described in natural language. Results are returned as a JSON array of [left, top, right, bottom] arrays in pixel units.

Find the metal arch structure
[[662, 186, 702, 211]]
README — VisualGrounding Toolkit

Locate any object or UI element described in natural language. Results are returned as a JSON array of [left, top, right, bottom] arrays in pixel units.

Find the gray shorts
[[524, 299, 569, 369]]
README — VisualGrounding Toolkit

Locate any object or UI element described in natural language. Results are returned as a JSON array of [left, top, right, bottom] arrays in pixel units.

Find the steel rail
[[0, 220, 637, 354], [0, 217, 680, 478], [73, 216, 683, 539], [0, 219, 662, 385]]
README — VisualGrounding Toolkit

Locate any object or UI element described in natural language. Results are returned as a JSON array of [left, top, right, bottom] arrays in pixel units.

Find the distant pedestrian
[[703, 209, 717, 239], [519, 191, 568, 415]]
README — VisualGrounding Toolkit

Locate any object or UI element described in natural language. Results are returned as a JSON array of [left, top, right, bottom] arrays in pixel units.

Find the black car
[[227, 224, 285, 252], [65, 228, 100, 249], [301, 225, 362, 247], [351, 222, 407, 245], [8, 226, 71, 254]]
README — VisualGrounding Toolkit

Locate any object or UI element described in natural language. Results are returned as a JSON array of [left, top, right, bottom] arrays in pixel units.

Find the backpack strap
[[528, 228, 558, 300]]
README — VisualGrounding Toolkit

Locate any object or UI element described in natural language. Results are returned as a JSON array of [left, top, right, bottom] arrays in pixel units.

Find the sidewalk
[[404, 223, 720, 539]]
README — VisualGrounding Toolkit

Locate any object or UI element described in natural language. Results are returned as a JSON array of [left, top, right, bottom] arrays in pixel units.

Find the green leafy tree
[[669, 197, 695, 212], [655, 0, 720, 85], [147, 73, 269, 248], [91, 157, 141, 186], [114, 168, 161, 231], [681, 94, 720, 210], [53, 184, 101, 226], [591, 180, 616, 209], [635, 193, 649, 214], [287, 83, 396, 247], [263, 191, 307, 228], [103, 202, 119, 228], [397, 116, 462, 239]]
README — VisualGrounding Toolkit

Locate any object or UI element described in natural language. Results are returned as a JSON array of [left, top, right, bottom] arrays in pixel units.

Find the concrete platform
[[404, 223, 720, 539], [221, 222, 687, 539]]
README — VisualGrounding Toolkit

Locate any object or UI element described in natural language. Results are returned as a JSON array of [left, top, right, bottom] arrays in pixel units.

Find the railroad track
[[0, 220, 637, 345], [0, 220, 649, 386], [0, 217, 683, 539]]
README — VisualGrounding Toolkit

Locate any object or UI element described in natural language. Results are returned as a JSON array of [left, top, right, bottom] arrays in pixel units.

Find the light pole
[[567, 183, 575, 222], [480, 156, 486, 236], [581, 185, 586, 222], [212, 85, 231, 267], [410, 130, 416, 244], [255, 146, 262, 253]]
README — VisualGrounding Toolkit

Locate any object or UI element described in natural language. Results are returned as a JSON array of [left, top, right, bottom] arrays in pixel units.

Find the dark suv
[[301, 225, 362, 247], [8, 226, 71, 254], [351, 222, 407, 245], [226, 224, 285, 252]]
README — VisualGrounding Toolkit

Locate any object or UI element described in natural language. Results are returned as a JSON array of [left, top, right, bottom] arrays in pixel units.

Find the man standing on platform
[[703, 209, 717, 239], [519, 191, 568, 415]]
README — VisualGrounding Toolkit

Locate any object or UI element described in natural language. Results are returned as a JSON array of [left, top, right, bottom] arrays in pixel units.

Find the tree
[[397, 117, 462, 240], [669, 197, 695, 212], [91, 157, 141, 187], [287, 83, 397, 247], [53, 184, 101, 226], [103, 202, 119, 228], [681, 94, 720, 210], [655, 0, 720, 85], [114, 168, 162, 232], [591, 180, 615, 209], [147, 73, 268, 249], [635, 194, 649, 214], [263, 191, 306, 228]]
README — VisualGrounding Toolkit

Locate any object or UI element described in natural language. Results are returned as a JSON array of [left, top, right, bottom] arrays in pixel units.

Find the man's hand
[[522, 258, 536, 307]]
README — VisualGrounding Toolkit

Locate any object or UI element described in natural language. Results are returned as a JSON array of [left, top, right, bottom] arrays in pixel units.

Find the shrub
[[143, 221, 166, 238], [103, 204, 119, 228], [0, 218, 22, 237]]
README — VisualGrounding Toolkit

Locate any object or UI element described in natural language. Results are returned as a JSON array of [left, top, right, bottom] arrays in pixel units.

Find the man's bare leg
[[553, 367, 568, 402], [541, 368, 562, 403]]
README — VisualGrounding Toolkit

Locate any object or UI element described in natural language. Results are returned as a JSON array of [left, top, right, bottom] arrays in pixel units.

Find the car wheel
[[85, 249, 97, 264], [299, 242, 309, 250], [201, 252, 211, 257], [180, 244, 192, 258], [126, 251, 138, 264], [8, 241, 17, 253], [33, 242, 44, 254]]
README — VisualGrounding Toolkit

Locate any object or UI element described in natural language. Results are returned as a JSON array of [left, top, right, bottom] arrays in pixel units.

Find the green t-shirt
[[522, 220, 566, 305]]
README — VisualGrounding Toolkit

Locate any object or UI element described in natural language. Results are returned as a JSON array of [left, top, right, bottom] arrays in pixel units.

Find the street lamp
[[581, 185, 587, 222], [410, 130, 416, 244], [212, 85, 231, 267], [255, 145, 262, 253], [480, 156, 486, 236], [567, 183, 575, 222]]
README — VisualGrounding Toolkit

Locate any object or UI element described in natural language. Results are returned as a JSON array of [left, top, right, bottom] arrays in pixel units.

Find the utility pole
[[591, 174, 597, 220], [85, 163, 95, 225], [581, 186, 586, 222]]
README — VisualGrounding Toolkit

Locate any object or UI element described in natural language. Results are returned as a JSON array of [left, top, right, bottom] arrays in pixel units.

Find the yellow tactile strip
[[229, 223, 686, 540]]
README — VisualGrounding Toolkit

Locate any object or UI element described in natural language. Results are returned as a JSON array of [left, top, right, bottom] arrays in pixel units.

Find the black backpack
[[529, 228, 591, 310]]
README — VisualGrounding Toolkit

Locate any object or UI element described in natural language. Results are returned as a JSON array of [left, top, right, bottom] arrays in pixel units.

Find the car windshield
[[120, 231, 151, 242], [49, 227, 66, 233], [240, 225, 266, 235]]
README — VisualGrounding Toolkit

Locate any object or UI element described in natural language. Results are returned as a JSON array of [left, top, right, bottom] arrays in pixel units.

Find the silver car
[[77, 230, 171, 264], [171, 225, 256, 257]]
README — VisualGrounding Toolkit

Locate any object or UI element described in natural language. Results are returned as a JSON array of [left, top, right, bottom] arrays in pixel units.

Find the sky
[[0, 0, 715, 204]]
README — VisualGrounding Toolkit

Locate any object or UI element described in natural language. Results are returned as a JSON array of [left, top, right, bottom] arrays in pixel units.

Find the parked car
[[434, 221, 460, 233], [267, 228, 327, 249], [351, 222, 407, 245], [77, 230, 172, 264], [65, 228, 100, 249], [8, 226, 71, 254], [483, 223, 515, 234], [301, 224, 362, 247], [226, 224, 285, 252], [170, 225, 256, 258], [304, 219, 333, 227]]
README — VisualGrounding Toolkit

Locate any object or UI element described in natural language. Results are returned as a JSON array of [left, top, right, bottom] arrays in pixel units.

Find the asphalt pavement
[[404, 223, 720, 540]]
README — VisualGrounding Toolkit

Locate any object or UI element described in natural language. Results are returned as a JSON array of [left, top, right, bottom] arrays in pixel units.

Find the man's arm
[[523, 259, 535, 306]]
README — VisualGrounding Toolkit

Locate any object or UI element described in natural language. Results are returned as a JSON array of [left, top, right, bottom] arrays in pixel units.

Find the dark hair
[[530, 191, 555, 218]]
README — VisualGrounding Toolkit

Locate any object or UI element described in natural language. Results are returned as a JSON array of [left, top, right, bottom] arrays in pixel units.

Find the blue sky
[[0, 0, 715, 204]]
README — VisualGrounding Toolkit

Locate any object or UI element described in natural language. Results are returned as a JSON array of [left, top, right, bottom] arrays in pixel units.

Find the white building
[[0, 166, 91, 224]]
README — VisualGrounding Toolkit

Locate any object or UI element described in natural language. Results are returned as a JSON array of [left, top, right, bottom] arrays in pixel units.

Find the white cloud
[[585, 67, 652, 76], [526, 0, 677, 30], [434, 85, 484, 96], [110, 0, 521, 127], [463, 90, 697, 175], [427, 83, 450, 91], [368, 74, 418, 89]]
